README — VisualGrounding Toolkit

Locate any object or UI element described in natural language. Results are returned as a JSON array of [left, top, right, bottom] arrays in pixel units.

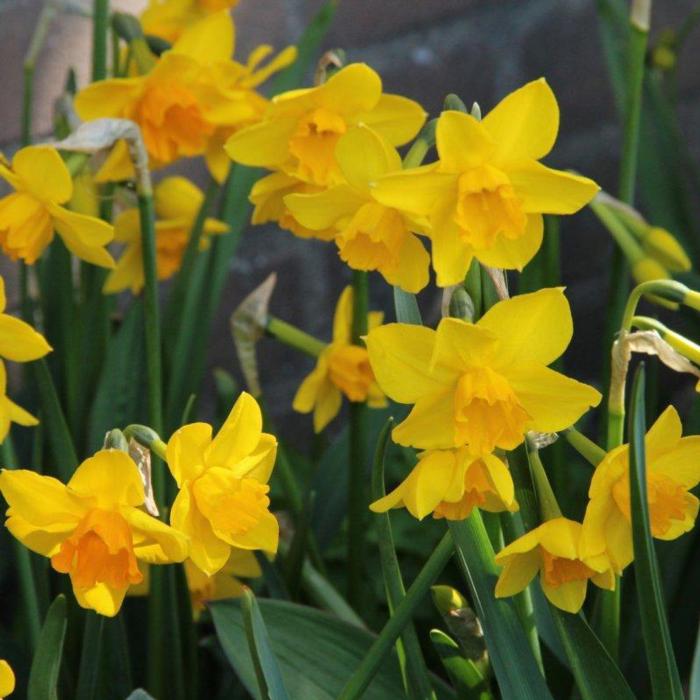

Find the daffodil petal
[[74, 581, 128, 617], [645, 405, 682, 458], [285, 185, 364, 231], [433, 318, 498, 371], [336, 125, 401, 192], [482, 78, 559, 164], [651, 435, 700, 488], [365, 324, 454, 403], [13, 146, 73, 204], [74, 78, 143, 120], [155, 176, 203, 221], [171, 10, 234, 62], [166, 422, 212, 486], [508, 363, 602, 433], [230, 433, 277, 483], [224, 116, 298, 167], [537, 517, 580, 559], [540, 578, 587, 613], [50, 206, 115, 268], [0, 313, 52, 361], [313, 381, 342, 432], [371, 166, 456, 217], [229, 511, 279, 553], [430, 194, 473, 287], [494, 550, 540, 597], [436, 111, 495, 172], [478, 287, 572, 367], [318, 63, 382, 117], [206, 392, 263, 469], [509, 161, 599, 214], [127, 507, 189, 563], [68, 450, 144, 509], [360, 92, 426, 146], [392, 390, 456, 449]]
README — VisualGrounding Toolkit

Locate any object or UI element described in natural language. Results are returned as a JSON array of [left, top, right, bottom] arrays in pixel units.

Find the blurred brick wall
[[1, 0, 699, 440]]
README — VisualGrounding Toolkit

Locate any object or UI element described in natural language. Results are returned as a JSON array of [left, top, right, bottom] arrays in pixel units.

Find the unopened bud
[[103, 429, 129, 451], [123, 424, 166, 458], [431, 585, 468, 616], [443, 93, 467, 113], [112, 12, 143, 42], [632, 257, 669, 285], [448, 287, 475, 322], [642, 227, 691, 273]]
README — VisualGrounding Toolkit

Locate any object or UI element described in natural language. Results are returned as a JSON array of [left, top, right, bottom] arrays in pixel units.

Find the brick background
[[1, 0, 699, 441]]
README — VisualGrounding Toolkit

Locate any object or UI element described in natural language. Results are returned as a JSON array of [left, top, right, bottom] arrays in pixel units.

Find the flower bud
[[103, 429, 129, 452], [431, 585, 468, 616], [642, 227, 691, 272], [632, 257, 670, 285]]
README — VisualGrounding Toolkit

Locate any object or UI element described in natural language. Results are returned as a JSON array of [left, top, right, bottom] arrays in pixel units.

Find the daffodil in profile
[[225, 62, 426, 187], [371, 447, 517, 521], [167, 392, 279, 576], [0, 450, 188, 616], [0, 659, 14, 698], [0, 146, 114, 266], [371, 79, 599, 286], [581, 405, 700, 574], [293, 286, 386, 432], [104, 177, 227, 294], [495, 517, 615, 613], [0, 362, 37, 444], [365, 288, 601, 454], [285, 126, 431, 293]]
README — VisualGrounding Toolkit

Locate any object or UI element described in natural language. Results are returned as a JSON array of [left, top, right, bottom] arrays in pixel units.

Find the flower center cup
[[327, 344, 376, 402], [433, 459, 496, 520], [612, 471, 689, 536], [540, 548, 595, 588], [51, 510, 142, 590], [288, 108, 347, 185], [454, 165, 527, 249], [453, 366, 530, 454]]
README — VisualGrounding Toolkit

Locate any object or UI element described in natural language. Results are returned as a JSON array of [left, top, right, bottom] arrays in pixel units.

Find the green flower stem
[[338, 532, 454, 700], [21, 1, 57, 146], [371, 419, 436, 700], [91, 0, 110, 81], [0, 438, 43, 651], [563, 428, 607, 466], [590, 198, 645, 264], [620, 280, 687, 331], [402, 118, 437, 168], [525, 437, 562, 522], [265, 317, 326, 358], [347, 270, 369, 611]]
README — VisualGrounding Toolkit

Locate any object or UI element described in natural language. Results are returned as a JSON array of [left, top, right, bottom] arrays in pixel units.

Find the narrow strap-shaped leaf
[[75, 612, 105, 700], [338, 533, 454, 700], [691, 621, 700, 700], [627, 364, 684, 699], [393, 287, 423, 325], [371, 418, 435, 700], [550, 610, 635, 700], [449, 516, 553, 700], [429, 629, 491, 700], [242, 590, 291, 700], [28, 594, 68, 700]]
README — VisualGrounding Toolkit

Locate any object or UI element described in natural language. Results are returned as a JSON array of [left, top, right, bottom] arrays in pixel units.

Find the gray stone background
[[1, 0, 699, 440]]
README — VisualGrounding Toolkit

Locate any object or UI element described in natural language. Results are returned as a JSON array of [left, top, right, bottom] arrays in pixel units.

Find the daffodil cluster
[[0, 391, 278, 616]]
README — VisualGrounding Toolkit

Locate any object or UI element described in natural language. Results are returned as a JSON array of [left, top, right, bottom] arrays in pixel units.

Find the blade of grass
[[627, 363, 683, 699], [449, 514, 552, 700], [338, 532, 454, 700], [28, 595, 68, 700], [371, 418, 436, 700], [242, 590, 291, 700], [75, 612, 105, 700]]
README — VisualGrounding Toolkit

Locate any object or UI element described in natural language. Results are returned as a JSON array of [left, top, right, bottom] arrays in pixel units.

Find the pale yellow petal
[[13, 146, 72, 204]]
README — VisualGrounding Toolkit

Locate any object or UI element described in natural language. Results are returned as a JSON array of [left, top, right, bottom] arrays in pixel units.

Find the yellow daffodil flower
[[495, 517, 615, 613], [0, 659, 14, 698], [104, 177, 227, 294], [285, 126, 431, 293], [142, 0, 239, 43], [365, 288, 601, 454], [0, 146, 114, 266], [581, 405, 700, 574], [77, 12, 294, 180], [0, 450, 189, 616], [293, 286, 387, 432], [130, 548, 262, 619], [225, 62, 426, 187], [167, 392, 279, 576], [371, 79, 599, 286], [371, 447, 517, 520]]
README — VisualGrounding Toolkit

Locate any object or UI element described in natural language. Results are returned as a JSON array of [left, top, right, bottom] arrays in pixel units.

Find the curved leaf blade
[[28, 594, 68, 700]]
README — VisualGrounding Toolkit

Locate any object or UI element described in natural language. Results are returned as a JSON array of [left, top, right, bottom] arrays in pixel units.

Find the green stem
[[0, 438, 43, 650], [371, 419, 435, 700], [91, 0, 109, 81], [347, 270, 369, 610], [21, 2, 57, 146], [265, 317, 326, 358], [338, 533, 454, 700], [563, 428, 607, 466], [402, 118, 437, 168], [525, 438, 562, 521], [590, 199, 645, 264]]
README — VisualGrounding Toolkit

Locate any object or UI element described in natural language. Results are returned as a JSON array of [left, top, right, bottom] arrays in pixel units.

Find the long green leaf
[[429, 629, 490, 700], [627, 364, 683, 699], [75, 613, 105, 700], [449, 516, 553, 700], [691, 621, 700, 700], [28, 594, 68, 700], [241, 591, 291, 700], [211, 599, 405, 700], [550, 610, 635, 700], [371, 418, 435, 700]]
